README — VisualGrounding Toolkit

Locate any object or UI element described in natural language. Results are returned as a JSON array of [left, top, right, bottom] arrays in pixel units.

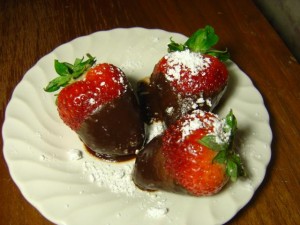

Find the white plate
[[3, 28, 272, 225]]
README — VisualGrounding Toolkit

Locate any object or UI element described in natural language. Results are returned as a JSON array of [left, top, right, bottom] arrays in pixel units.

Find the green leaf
[[206, 49, 230, 62], [44, 75, 71, 92], [185, 25, 219, 53], [73, 56, 96, 79], [44, 53, 96, 93], [64, 62, 75, 72], [213, 150, 227, 164], [54, 60, 70, 76], [72, 66, 87, 79], [198, 135, 229, 152], [166, 25, 230, 61], [224, 109, 237, 134], [226, 159, 238, 182], [197, 109, 246, 182], [74, 57, 83, 66], [168, 38, 187, 52], [231, 153, 247, 177]]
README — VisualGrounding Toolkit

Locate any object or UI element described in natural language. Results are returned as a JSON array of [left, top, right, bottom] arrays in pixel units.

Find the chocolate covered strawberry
[[138, 26, 229, 127], [44, 54, 145, 160], [132, 110, 245, 196]]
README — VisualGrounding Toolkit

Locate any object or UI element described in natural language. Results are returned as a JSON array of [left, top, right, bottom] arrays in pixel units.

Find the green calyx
[[168, 25, 230, 61], [198, 110, 246, 182], [44, 53, 96, 92]]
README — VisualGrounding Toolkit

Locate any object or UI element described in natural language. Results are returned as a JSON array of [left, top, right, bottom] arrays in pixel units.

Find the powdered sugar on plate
[[82, 160, 137, 197], [82, 158, 170, 218], [67, 149, 83, 161]]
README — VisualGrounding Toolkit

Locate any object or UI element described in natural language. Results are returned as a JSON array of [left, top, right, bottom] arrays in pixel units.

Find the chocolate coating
[[132, 135, 188, 194], [137, 74, 227, 127], [77, 89, 145, 160]]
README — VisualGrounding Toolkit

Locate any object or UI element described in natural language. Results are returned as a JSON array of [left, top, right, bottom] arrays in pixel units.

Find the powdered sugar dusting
[[82, 158, 170, 218], [181, 112, 204, 140], [146, 121, 166, 143], [212, 118, 231, 144], [121, 60, 143, 74], [142, 193, 169, 219], [89, 98, 96, 105], [83, 161, 137, 196], [67, 149, 83, 161], [164, 49, 211, 82], [147, 204, 169, 218], [180, 110, 231, 143], [165, 106, 174, 115]]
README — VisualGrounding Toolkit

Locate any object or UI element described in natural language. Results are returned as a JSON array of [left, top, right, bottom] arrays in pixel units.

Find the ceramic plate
[[3, 28, 272, 225]]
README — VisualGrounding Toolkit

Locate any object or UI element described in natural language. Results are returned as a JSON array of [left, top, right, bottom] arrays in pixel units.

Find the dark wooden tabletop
[[1, 0, 300, 224]]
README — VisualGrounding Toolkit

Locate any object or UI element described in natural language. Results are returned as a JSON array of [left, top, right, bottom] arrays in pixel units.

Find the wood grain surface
[[1, 0, 299, 224]]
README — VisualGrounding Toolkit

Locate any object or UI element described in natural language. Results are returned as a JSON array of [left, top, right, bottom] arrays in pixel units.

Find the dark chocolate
[[138, 73, 227, 127], [77, 89, 145, 160], [132, 135, 188, 194]]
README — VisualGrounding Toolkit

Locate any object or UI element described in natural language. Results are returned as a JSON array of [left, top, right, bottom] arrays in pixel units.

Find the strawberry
[[132, 110, 245, 196], [56, 63, 127, 131], [45, 54, 145, 160], [151, 52, 228, 96], [138, 25, 229, 127]]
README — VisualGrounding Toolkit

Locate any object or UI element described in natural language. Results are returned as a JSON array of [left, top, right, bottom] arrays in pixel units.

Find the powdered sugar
[[146, 121, 166, 143], [142, 193, 169, 219], [180, 110, 231, 144], [164, 49, 211, 82], [67, 149, 83, 161], [181, 112, 204, 140], [206, 99, 212, 107], [196, 96, 205, 104], [211, 119, 231, 144], [82, 158, 170, 219], [120, 60, 143, 74], [165, 106, 174, 115], [88, 98, 96, 105], [83, 161, 137, 196], [146, 205, 169, 218]]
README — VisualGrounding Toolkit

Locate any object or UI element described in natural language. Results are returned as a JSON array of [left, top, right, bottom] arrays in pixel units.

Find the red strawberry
[[152, 52, 228, 96], [132, 110, 245, 196], [45, 55, 145, 160], [138, 26, 229, 128], [57, 63, 127, 131]]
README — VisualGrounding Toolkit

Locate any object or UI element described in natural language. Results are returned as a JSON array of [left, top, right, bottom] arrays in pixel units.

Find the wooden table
[[1, 0, 299, 224]]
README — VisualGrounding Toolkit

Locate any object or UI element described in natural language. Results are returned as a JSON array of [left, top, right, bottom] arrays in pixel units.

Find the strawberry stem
[[44, 53, 96, 92], [198, 110, 246, 181], [167, 25, 230, 61]]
